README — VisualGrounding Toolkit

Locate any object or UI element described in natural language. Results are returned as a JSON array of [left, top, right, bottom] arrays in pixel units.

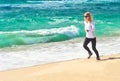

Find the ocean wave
[[0, 0, 119, 9], [0, 25, 80, 47], [0, 25, 79, 37], [0, 0, 119, 4]]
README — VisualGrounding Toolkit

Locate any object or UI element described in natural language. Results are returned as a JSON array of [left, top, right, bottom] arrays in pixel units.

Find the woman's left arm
[[91, 22, 95, 31]]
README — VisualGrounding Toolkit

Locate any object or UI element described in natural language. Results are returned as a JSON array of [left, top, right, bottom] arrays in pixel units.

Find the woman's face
[[84, 15, 90, 20]]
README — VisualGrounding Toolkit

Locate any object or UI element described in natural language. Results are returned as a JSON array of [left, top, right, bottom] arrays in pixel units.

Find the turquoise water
[[0, 0, 120, 48]]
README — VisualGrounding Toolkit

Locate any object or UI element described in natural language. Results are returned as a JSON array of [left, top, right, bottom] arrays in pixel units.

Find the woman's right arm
[[84, 21, 89, 32]]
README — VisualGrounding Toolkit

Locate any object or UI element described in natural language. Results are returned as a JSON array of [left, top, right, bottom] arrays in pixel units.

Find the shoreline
[[0, 53, 120, 81], [0, 36, 120, 72]]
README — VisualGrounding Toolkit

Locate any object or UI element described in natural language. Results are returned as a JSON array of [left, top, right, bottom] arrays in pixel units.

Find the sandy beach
[[0, 54, 120, 81], [0, 0, 120, 81]]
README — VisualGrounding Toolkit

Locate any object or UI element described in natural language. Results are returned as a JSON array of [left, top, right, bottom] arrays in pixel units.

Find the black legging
[[83, 37, 100, 59]]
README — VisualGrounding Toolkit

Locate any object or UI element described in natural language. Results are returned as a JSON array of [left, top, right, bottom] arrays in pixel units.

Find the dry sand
[[0, 54, 120, 81]]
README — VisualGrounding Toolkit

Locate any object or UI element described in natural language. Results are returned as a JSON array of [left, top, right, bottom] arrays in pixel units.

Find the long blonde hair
[[84, 12, 92, 23]]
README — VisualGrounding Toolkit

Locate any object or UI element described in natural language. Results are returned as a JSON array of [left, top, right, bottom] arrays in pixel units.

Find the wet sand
[[0, 54, 120, 81]]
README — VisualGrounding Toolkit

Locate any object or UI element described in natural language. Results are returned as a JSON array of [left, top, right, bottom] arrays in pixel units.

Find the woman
[[83, 12, 100, 60]]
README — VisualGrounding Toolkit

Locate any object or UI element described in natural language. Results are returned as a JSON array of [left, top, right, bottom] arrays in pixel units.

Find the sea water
[[0, 0, 120, 71]]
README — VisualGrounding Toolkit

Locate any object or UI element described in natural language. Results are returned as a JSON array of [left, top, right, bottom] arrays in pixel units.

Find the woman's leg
[[83, 38, 92, 59], [91, 38, 100, 60]]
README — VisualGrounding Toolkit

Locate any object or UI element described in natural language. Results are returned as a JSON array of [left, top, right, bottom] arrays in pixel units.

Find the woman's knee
[[83, 44, 87, 48], [92, 47, 96, 51]]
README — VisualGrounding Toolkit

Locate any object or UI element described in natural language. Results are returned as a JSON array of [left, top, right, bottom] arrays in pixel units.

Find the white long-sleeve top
[[84, 21, 96, 38]]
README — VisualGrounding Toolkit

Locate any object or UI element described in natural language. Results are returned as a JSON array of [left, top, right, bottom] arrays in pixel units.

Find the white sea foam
[[0, 36, 120, 71], [0, 25, 79, 37]]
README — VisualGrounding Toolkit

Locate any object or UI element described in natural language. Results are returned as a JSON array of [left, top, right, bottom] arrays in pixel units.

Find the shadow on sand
[[101, 57, 120, 61]]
